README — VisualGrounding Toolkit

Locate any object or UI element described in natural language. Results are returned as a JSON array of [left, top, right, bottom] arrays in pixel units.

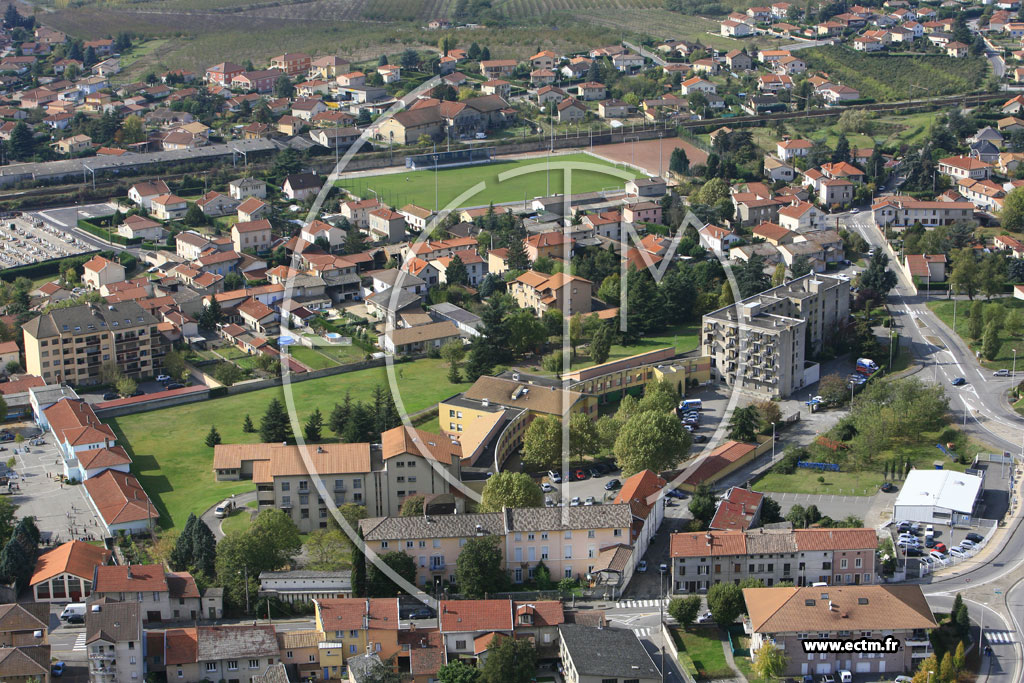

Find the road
[[839, 206, 1024, 682], [623, 41, 668, 67]]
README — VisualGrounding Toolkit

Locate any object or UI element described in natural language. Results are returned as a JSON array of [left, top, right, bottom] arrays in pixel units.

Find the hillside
[[800, 45, 989, 102]]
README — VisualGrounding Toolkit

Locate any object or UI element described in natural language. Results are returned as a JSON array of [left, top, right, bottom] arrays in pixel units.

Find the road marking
[[986, 630, 1015, 644], [633, 627, 653, 637], [73, 633, 86, 651], [615, 599, 668, 609]]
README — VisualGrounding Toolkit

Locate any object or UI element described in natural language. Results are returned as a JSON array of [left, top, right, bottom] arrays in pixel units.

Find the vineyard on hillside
[[801, 46, 989, 102]]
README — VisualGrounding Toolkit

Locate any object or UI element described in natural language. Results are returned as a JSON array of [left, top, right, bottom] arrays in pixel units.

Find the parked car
[[583, 496, 594, 506], [545, 497, 555, 507], [683, 425, 694, 432], [156, 374, 171, 382], [930, 550, 947, 562], [966, 532, 984, 544], [693, 434, 708, 443], [951, 377, 966, 386], [821, 674, 836, 683], [541, 482, 554, 492], [934, 542, 948, 554], [905, 547, 924, 557], [637, 560, 648, 573], [64, 613, 84, 625], [925, 537, 937, 548], [605, 479, 621, 490], [959, 540, 975, 550], [102, 392, 119, 400], [666, 488, 687, 499], [838, 671, 853, 683], [994, 369, 1011, 377], [898, 521, 912, 533], [696, 611, 713, 624], [548, 471, 562, 484], [166, 382, 184, 390], [880, 482, 896, 492], [949, 548, 966, 558], [588, 467, 603, 478], [51, 662, 65, 677], [569, 496, 581, 506], [925, 524, 934, 538], [659, 563, 668, 573], [573, 469, 586, 481]]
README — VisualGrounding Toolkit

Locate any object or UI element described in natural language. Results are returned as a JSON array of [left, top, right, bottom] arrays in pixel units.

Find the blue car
[[51, 662, 65, 677], [951, 377, 966, 386]]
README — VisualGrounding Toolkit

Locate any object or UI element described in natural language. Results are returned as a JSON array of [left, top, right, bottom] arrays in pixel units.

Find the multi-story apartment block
[[509, 271, 592, 316], [670, 527, 879, 593], [313, 598, 401, 669], [159, 624, 280, 681], [744, 585, 937, 678], [359, 504, 633, 589], [701, 273, 850, 398], [23, 302, 166, 385], [92, 565, 202, 623], [871, 196, 975, 230], [86, 602, 144, 683]]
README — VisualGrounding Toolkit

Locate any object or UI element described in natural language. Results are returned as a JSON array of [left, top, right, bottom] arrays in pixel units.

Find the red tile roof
[[30, 540, 111, 585], [83, 470, 158, 527], [440, 599, 513, 633], [163, 628, 198, 665], [670, 530, 747, 558], [94, 564, 168, 593]]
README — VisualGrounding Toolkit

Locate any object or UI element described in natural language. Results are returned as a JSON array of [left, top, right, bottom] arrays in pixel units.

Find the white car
[[569, 496, 581, 507], [959, 539, 976, 549], [637, 560, 648, 573], [895, 677, 914, 683], [156, 374, 171, 383], [696, 611, 713, 624], [584, 496, 595, 506], [949, 548, 966, 558], [925, 524, 934, 538], [541, 483, 554, 492]]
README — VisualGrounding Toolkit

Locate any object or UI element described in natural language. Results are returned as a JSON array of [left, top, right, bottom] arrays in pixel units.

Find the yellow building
[[314, 598, 402, 672], [277, 629, 325, 681], [563, 347, 712, 402]]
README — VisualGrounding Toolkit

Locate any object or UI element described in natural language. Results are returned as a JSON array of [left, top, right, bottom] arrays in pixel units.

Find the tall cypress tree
[[171, 513, 199, 571], [329, 393, 353, 437], [190, 517, 217, 578], [259, 398, 292, 443]]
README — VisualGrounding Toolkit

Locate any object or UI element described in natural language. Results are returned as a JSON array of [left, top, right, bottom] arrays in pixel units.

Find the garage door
[[856, 662, 871, 673], [816, 663, 832, 674]]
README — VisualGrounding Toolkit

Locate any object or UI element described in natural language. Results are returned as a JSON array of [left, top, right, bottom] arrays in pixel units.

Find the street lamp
[[239, 566, 250, 615], [1013, 348, 1017, 380], [432, 154, 439, 213]]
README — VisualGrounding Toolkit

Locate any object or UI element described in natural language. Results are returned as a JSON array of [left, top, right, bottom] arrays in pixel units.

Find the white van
[[60, 603, 86, 621], [214, 499, 235, 519]]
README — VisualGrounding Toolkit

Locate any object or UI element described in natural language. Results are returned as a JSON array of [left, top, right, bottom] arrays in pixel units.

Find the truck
[[214, 499, 235, 519], [855, 358, 878, 375], [60, 603, 86, 621]]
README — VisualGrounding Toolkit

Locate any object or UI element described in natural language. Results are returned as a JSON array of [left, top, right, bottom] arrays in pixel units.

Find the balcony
[[334, 482, 346, 492]]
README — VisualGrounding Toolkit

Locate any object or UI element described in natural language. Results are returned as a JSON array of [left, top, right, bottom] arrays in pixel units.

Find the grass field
[[337, 153, 640, 210], [106, 358, 471, 530], [927, 298, 1024, 370], [753, 428, 978, 496], [674, 627, 733, 680], [220, 501, 257, 536], [561, 325, 700, 372]]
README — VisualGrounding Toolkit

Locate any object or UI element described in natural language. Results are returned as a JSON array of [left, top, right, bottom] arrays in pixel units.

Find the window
[[308, 655, 316, 662], [286, 651, 293, 659], [455, 640, 467, 650], [614, 529, 622, 537], [281, 482, 290, 491], [419, 540, 426, 548], [349, 630, 359, 638], [381, 541, 389, 548], [353, 478, 362, 489], [564, 530, 572, 539], [840, 558, 848, 569], [407, 541, 414, 548], [855, 558, 862, 568], [541, 532, 548, 540], [349, 645, 357, 654], [588, 530, 595, 538], [433, 539, 441, 548], [177, 671, 183, 679], [564, 545, 572, 559], [408, 476, 417, 483], [564, 567, 572, 578]]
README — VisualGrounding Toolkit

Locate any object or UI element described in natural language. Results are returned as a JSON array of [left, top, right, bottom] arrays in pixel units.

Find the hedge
[[77, 218, 142, 247]]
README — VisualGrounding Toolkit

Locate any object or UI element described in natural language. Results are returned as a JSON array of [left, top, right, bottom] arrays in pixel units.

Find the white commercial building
[[892, 469, 983, 526]]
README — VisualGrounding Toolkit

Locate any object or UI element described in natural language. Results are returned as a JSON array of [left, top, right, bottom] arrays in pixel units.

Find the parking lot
[[1, 215, 91, 268], [2, 422, 105, 545]]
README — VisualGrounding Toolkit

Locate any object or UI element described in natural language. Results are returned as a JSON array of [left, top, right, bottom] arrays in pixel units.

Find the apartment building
[[213, 429, 461, 531], [92, 565, 201, 623], [86, 602, 144, 683], [559, 624, 660, 683], [0, 603, 49, 647], [359, 504, 633, 588], [23, 301, 165, 385], [744, 585, 936, 678], [313, 598, 401, 669], [437, 375, 597, 468], [670, 527, 879, 593], [509, 270, 592, 316], [160, 625, 280, 681], [701, 273, 850, 398], [871, 196, 975, 229]]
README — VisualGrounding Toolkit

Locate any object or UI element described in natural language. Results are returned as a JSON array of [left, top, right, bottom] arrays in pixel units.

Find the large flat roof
[[894, 469, 983, 513]]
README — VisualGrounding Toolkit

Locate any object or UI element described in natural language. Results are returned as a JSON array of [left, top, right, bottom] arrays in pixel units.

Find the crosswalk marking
[[73, 633, 86, 651], [633, 627, 653, 637], [615, 598, 669, 609], [985, 630, 1014, 644]]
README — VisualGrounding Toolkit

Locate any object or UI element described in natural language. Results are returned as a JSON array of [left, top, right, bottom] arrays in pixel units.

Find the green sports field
[[337, 153, 641, 211]]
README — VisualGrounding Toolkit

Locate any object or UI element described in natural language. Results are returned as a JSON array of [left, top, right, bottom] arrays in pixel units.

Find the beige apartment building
[[509, 270, 592, 316], [86, 602, 144, 683], [359, 504, 633, 589], [744, 585, 937, 678], [22, 301, 166, 385], [213, 426, 462, 532], [670, 527, 879, 593], [701, 273, 849, 398]]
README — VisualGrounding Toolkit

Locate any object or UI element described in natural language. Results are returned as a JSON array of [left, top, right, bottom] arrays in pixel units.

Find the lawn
[[753, 428, 980, 496], [220, 501, 256, 536], [927, 298, 1024, 370], [288, 345, 339, 371], [674, 627, 733, 680], [336, 153, 640, 211], [565, 324, 700, 372], [105, 357, 471, 530]]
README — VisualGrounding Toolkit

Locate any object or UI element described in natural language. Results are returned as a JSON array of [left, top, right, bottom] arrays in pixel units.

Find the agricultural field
[[337, 152, 640, 211], [800, 46, 989, 101], [747, 109, 941, 156], [105, 357, 471, 530]]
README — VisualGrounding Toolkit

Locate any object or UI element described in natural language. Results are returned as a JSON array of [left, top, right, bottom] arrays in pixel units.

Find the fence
[[661, 622, 697, 683]]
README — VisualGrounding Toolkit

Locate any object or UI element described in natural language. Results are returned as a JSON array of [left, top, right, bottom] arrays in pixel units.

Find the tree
[[1007, 309, 1024, 338], [366, 550, 417, 597], [760, 495, 784, 523], [0, 536, 31, 590], [819, 373, 849, 406], [274, 74, 295, 98], [1001, 187, 1024, 232], [456, 536, 507, 598], [7, 121, 34, 161], [480, 472, 544, 512], [669, 147, 689, 174], [242, 414, 255, 433], [329, 393, 353, 436], [790, 254, 813, 278], [505, 237, 530, 271], [116, 376, 138, 398], [969, 302, 984, 339], [568, 411, 600, 462], [204, 425, 221, 448], [755, 400, 781, 428], [440, 339, 465, 383], [949, 248, 980, 300], [727, 405, 762, 441], [438, 661, 482, 683], [304, 408, 323, 441], [983, 320, 1000, 360], [590, 323, 612, 364], [445, 254, 470, 287], [480, 636, 536, 683], [668, 594, 702, 628], [400, 494, 425, 517], [752, 642, 787, 679], [953, 592, 970, 641], [305, 529, 349, 571], [833, 133, 851, 164], [706, 582, 744, 626], [183, 203, 205, 227], [688, 483, 716, 529], [613, 411, 690, 476], [401, 48, 421, 69], [259, 398, 292, 443], [772, 262, 787, 286], [859, 252, 898, 300]]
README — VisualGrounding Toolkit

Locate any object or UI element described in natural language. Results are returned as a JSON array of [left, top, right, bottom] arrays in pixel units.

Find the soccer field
[[337, 153, 641, 211]]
